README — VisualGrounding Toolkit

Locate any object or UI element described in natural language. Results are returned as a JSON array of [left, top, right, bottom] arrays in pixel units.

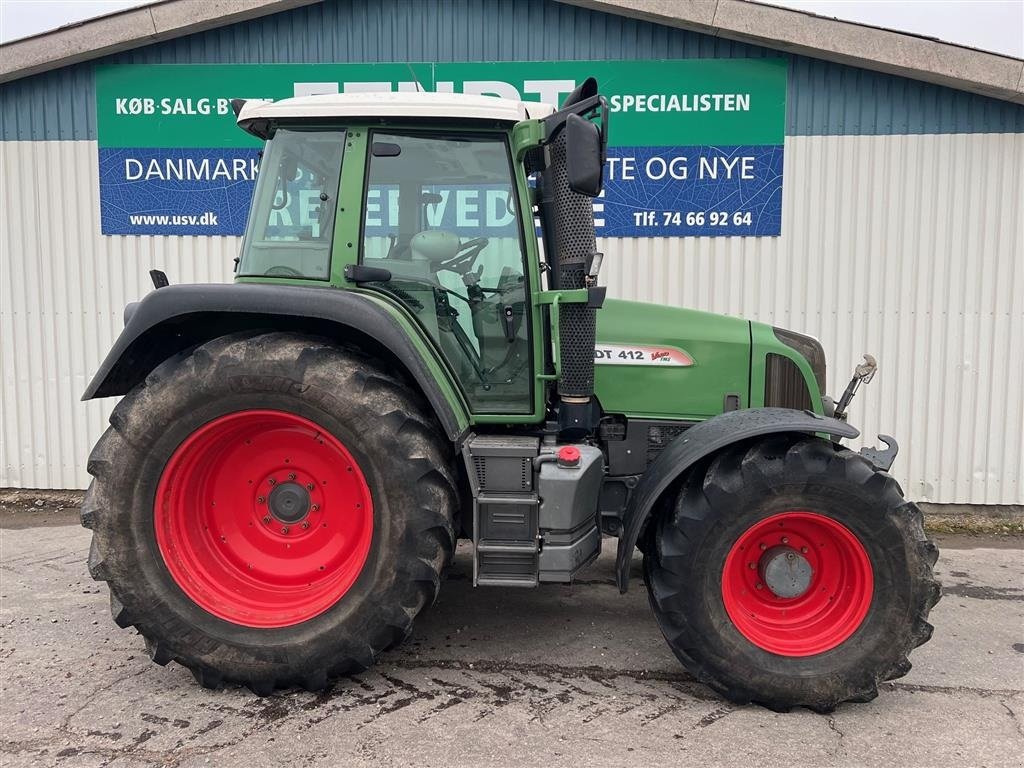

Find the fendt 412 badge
[[82, 79, 939, 711]]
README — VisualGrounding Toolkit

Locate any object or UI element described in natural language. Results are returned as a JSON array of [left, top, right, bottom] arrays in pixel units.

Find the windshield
[[237, 127, 346, 279]]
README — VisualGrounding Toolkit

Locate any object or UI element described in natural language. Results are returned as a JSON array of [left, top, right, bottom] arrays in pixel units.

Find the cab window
[[238, 128, 346, 279], [361, 131, 532, 414]]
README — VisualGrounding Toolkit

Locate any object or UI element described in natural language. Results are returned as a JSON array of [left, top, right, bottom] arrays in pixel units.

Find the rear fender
[[82, 283, 470, 441], [615, 407, 859, 591]]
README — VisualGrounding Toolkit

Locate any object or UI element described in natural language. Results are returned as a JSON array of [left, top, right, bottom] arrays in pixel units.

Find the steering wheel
[[265, 265, 303, 277], [435, 237, 490, 274]]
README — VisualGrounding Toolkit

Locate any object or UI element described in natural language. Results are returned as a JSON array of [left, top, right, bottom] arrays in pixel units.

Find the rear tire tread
[[83, 332, 457, 694]]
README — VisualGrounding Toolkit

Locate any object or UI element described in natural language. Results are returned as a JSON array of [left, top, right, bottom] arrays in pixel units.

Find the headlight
[[773, 327, 826, 395]]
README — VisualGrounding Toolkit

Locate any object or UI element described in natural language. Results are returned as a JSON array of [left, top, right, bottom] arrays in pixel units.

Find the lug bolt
[[311, 504, 319, 512], [257, 496, 266, 504], [781, 536, 789, 544], [755, 583, 763, 590], [281, 526, 290, 534], [759, 543, 767, 550], [288, 473, 296, 481], [302, 521, 310, 530], [268, 478, 277, 486], [801, 546, 808, 554], [748, 562, 756, 569], [306, 483, 315, 491], [262, 515, 271, 524]]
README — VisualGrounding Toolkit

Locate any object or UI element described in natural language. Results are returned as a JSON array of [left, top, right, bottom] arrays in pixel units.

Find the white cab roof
[[237, 91, 555, 131]]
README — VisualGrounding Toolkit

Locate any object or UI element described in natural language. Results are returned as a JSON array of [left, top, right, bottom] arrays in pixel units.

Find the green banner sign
[[96, 59, 786, 147], [95, 59, 787, 236]]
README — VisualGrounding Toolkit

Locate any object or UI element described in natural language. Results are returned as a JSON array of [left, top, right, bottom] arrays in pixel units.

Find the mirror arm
[[540, 94, 606, 144]]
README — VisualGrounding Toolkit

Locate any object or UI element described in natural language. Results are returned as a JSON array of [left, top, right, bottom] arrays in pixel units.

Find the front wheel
[[644, 435, 940, 712]]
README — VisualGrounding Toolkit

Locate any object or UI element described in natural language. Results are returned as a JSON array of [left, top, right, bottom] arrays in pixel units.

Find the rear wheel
[[83, 332, 457, 694], [644, 435, 940, 712]]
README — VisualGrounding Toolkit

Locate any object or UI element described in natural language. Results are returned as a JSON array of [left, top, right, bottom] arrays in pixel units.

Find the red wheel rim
[[721, 511, 873, 656], [154, 410, 373, 628]]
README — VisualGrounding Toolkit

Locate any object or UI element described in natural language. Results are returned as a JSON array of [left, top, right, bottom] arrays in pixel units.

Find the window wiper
[[382, 285, 424, 311], [447, 314, 492, 391], [433, 288, 491, 390]]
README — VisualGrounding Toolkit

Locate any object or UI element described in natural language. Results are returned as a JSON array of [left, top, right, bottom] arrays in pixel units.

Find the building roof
[[236, 91, 555, 134], [0, 0, 319, 83], [560, 0, 1023, 104], [0, 0, 1022, 104]]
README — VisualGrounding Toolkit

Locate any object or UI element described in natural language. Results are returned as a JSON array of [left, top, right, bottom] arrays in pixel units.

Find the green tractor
[[82, 79, 939, 711]]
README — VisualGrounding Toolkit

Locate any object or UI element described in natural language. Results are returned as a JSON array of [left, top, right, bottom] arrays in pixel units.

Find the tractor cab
[[233, 92, 565, 415]]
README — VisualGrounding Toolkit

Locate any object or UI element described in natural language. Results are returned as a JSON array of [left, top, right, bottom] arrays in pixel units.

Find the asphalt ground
[[1, 508, 1022, 768]]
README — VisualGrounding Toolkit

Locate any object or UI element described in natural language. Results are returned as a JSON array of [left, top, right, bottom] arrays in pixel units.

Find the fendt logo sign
[[95, 60, 787, 237]]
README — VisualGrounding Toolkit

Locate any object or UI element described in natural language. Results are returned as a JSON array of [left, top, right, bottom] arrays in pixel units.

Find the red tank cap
[[557, 446, 581, 467]]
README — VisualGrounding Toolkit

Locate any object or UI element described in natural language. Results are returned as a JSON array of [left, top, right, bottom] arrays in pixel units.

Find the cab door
[[359, 130, 535, 416]]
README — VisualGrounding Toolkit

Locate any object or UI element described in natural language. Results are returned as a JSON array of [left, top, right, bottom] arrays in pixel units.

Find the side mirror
[[565, 113, 603, 197]]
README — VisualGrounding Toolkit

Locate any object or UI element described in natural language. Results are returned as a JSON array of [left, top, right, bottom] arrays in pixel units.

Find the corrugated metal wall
[[3, 132, 1021, 501], [0, 142, 238, 489], [1, 0, 1023, 499]]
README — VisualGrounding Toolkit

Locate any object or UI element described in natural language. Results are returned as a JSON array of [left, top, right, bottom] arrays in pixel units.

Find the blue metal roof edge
[[2, 0, 1022, 142]]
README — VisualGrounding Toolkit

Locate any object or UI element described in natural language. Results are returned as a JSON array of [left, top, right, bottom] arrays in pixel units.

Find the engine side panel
[[593, 299, 751, 419]]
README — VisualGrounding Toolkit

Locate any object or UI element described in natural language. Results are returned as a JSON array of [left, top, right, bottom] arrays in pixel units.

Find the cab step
[[476, 548, 539, 586], [476, 540, 538, 554]]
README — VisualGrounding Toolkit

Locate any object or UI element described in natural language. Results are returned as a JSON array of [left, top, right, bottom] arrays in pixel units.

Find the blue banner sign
[[96, 60, 787, 237]]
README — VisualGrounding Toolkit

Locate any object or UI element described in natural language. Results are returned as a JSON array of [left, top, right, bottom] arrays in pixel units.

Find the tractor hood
[[593, 299, 751, 420]]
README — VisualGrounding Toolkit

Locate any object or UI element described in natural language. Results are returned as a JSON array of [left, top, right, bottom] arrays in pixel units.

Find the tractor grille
[[765, 354, 814, 411], [647, 424, 690, 464]]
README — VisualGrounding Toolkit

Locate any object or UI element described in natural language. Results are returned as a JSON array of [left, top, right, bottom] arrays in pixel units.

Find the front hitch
[[833, 354, 877, 421], [860, 434, 899, 471], [830, 354, 898, 471]]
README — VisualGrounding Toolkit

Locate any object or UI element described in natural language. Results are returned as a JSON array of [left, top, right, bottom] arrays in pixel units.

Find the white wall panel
[[1, 134, 1022, 503], [1, 140, 237, 489]]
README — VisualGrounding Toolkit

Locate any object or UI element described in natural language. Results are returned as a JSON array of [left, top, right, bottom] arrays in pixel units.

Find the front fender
[[82, 283, 470, 441], [615, 407, 859, 591]]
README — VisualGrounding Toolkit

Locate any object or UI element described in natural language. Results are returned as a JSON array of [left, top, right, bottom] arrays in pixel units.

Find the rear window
[[237, 128, 346, 279]]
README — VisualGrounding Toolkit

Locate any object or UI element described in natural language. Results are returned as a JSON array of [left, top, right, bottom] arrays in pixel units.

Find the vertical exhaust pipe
[[537, 78, 603, 439]]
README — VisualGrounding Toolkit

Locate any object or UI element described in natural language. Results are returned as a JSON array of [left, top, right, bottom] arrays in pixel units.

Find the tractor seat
[[409, 230, 461, 262]]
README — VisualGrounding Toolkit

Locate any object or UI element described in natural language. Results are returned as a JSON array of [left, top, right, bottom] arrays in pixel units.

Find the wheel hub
[[760, 546, 813, 598], [268, 481, 311, 524]]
